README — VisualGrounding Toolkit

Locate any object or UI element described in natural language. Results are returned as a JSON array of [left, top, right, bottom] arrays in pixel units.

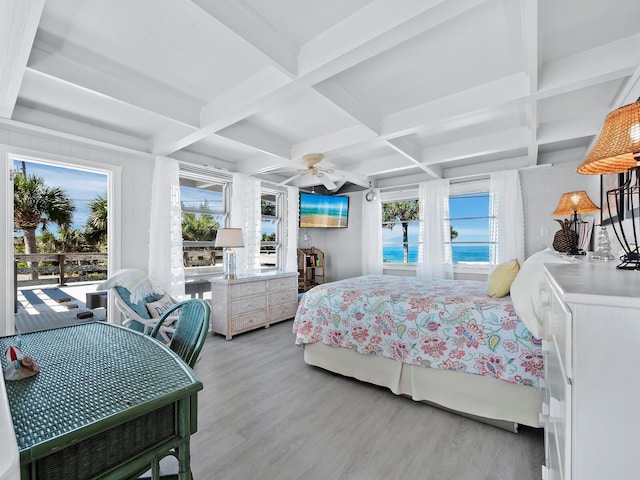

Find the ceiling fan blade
[[279, 172, 305, 185], [319, 175, 337, 190]]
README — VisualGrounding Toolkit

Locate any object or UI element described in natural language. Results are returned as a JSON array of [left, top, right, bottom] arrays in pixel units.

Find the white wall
[[520, 161, 598, 257]]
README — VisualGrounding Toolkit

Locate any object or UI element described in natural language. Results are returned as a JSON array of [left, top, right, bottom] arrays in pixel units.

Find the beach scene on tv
[[300, 193, 349, 228]]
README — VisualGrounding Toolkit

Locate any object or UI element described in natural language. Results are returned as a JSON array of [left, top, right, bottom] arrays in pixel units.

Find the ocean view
[[382, 244, 490, 264]]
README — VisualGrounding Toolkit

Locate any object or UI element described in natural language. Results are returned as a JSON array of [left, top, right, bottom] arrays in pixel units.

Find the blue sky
[[13, 160, 107, 234]]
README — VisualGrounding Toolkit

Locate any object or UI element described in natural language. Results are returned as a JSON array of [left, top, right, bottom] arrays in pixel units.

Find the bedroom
[[1, 0, 640, 479]]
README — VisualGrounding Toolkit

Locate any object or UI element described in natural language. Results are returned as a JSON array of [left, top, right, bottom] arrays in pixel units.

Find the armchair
[[97, 269, 177, 343]]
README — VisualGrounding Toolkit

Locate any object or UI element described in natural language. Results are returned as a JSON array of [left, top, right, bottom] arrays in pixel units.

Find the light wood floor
[[191, 320, 544, 480]]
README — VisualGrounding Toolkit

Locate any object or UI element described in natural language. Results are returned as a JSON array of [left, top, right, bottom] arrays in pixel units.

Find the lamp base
[[223, 248, 237, 279], [617, 252, 640, 270]]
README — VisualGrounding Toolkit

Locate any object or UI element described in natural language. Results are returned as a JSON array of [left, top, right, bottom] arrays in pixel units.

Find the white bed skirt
[[303, 342, 542, 430]]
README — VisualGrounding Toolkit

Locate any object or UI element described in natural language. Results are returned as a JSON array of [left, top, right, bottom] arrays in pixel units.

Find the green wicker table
[[0, 322, 202, 480]]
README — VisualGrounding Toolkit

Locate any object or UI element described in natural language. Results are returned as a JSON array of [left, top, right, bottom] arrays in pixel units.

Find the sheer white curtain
[[417, 179, 453, 279], [490, 169, 525, 265], [361, 189, 383, 275], [148, 156, 185, 299], [231, 172, 261, 275], [285, 186, 299, 272]]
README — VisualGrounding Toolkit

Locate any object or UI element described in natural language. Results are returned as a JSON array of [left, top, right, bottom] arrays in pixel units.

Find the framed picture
[[600, 173, 625, 225]]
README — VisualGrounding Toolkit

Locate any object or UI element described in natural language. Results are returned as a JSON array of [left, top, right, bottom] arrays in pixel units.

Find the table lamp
[[215, 228, 244, 279], [577, 98, 640, 269], [552, 190, 599, 255]]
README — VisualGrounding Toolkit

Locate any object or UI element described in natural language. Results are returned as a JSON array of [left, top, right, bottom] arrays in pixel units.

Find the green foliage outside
[[14, 171, 109, 280]]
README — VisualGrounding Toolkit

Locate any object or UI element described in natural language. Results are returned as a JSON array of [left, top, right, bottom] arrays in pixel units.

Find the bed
[[293, 274, 545, 431]]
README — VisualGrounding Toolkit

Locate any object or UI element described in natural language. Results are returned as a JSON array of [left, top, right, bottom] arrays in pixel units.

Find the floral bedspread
[[293, 275, 543, 388]]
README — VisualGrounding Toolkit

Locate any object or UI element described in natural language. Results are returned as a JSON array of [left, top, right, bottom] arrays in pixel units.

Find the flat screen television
[[299, 192, 349, 228]]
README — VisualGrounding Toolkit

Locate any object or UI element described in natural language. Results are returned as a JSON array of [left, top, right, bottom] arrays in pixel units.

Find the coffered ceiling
[[2, 0, 640, 191]]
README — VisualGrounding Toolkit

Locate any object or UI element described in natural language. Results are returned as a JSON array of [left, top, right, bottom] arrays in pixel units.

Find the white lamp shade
[[215, 228, 244, 248]]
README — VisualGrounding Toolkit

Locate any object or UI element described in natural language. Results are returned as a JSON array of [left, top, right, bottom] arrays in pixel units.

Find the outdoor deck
[[15, 282, 107, 333]]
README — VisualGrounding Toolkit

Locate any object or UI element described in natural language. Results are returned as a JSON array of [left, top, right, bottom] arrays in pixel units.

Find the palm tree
[[14, 173, 75, 279], [382, 200, 419, 263], [383, 200, 459, 263], [181, 212, 219, 241], [85, 194, 108, 249]]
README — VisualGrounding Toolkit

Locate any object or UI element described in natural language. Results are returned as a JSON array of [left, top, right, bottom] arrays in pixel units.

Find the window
[[179, 169, 229, 274], [448, 189, 493, 265], [260, 191, 279, 270], [381, 197, 420, 264]]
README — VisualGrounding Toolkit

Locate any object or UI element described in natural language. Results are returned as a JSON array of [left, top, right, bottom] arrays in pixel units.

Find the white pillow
[[146, 295, 175, 319], [510, 248, 572, 338]]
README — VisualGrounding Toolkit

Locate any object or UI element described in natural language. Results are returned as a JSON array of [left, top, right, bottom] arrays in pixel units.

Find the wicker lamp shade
[[577, 99, 640, 174], [552, 191, 599, 216]]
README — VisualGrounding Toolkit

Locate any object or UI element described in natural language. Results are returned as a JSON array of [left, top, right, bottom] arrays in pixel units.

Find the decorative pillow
[[146, 295, 175, 318], [487, 259, 520, 298], [115, 286, 165, 320], [510, 248, 572, 338]]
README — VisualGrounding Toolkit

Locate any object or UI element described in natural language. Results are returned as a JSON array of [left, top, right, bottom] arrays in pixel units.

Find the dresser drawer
[[231, 295, 267, 316], [230, 311, 268, 333], [230, 281, 267, 298], [269, 289, 298, 306], [268, 276, 298, 292], [269, 301, 298, 322]]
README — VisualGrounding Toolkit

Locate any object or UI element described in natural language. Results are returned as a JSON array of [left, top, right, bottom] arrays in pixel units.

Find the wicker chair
[[150, 298, 210, 368], [112, 286, 178, 343]]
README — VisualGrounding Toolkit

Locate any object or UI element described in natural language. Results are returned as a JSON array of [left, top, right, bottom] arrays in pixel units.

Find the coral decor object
[[3, 345, 40, 381]]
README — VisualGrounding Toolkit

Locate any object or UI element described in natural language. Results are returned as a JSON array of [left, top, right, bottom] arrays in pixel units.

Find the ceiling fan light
[[365, 182, 376, 202]]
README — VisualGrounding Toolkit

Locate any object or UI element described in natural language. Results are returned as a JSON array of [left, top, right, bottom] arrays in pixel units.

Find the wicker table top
[[0, 322, 202, 457]]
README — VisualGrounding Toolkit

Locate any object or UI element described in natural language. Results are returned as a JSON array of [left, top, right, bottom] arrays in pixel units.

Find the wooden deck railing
[[14, 252, 109, 314]]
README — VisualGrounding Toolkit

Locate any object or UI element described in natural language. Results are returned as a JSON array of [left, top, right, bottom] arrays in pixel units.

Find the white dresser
[[210, 271, 299, 340], [541, 261, 640, 480]]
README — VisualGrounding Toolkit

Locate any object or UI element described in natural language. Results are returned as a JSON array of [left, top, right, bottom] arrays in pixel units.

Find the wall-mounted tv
[[299, 192, 349, 228]]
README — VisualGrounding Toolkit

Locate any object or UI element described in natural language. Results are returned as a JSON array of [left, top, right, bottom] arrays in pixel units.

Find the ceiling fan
[[280, 153, 338, 190]]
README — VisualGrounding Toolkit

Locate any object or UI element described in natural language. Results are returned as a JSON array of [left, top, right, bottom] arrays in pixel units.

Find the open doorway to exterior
[[12, 157, 110, 332]]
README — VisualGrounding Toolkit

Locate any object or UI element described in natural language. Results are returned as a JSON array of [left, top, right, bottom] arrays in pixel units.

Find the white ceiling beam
[[291, 125, 378, 161], [443, 156, 530, 179], [312, 80, 381, 134], [388, 137, 442, 178], [346, 155, 416, 177], [538, 34, 640, 98], [537, 110, 610, 145], [520, 0, 539, 166], [155, 0, 490, 156], [23, 68, 202, 129], [422, 128, 530, 165], [189, 0, 298, 78], [0, 0, 44, 118], [382, 73, 529, 138], [215, 122, 292, 160], [26, 49, 201, 127], [149, 124, 199, 155], [200, 67, 293, 128], [298, 0, 487, 75]]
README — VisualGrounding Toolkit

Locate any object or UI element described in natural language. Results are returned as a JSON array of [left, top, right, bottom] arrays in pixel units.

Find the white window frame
[[449, 179, 492, 275], [380, 188, 420, 269], [260, 187, 283, 272], [179, 165, 231, 277]]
